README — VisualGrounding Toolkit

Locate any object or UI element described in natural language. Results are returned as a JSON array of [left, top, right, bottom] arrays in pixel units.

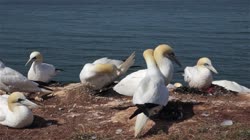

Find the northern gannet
[[184, 57, 218, 89], [113, 44, 181, 96], [25, 51, 62, 83], [79, 52, 135, 90], [0, 92, 38, 128], [0, 60, 51, 93], [130, 49, 169, 137], [212, 80, 250, 93]]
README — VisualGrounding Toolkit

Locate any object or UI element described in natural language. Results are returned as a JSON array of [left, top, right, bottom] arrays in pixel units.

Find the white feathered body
[[184, 66, 213, 89], [133, 69, 169, 106], [93, 57, 123, 67], [0, 95, 34, 128], [28, 62, 57, 83], [212, 80, 250, 93], [80, 52, 135, 90], [113, 69, 146, 96], [0, 66, 43, 93], [114, 57, 174, 96], [80, 63, 119, 90]]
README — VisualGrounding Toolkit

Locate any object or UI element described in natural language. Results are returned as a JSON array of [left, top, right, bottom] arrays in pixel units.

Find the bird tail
[[134, 113, 148, 137], [118, 52, 135, 75]]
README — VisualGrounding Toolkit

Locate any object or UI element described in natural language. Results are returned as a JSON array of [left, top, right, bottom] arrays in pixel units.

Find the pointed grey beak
[[25, 58, 32, 66], [207, 65, 218, 74], [21, 99, 40, 109], [171, 55, 182, 67]]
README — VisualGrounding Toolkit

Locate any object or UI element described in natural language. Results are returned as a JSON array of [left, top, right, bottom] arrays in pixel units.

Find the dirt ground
[[0, 83, 249, 140]]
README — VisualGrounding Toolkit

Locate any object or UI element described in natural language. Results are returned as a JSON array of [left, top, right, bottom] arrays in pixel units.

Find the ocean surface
[[0, 0, 249, 87]]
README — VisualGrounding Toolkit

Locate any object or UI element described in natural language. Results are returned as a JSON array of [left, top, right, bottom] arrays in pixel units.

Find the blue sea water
[[0, 0, 249, 87]]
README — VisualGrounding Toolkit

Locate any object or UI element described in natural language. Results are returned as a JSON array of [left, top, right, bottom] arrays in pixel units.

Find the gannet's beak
[[25, 58, 32, 66], [21, 99, 39, 109], [170, 55, 182, 67], [207, 65, 218, 74]]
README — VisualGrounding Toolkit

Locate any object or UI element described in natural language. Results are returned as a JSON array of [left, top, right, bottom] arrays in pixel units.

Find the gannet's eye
[[17, 98, 24, 102], [204, 63, 209, 66], [169, 52, 175, 57], [32, 57, 37, 60]]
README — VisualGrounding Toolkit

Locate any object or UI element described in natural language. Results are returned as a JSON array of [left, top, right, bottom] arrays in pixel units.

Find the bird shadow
[[27, 115, 59, 129], [140, 100, 203, 138], [92, 86, 125, 98]]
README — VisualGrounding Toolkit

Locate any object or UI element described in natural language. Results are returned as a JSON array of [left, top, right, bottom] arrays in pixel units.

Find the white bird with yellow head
[[79, 52, 135, 91], [0, 92, 38, 128], [26, 51, 62, 83], [184, 57, 218, 89]]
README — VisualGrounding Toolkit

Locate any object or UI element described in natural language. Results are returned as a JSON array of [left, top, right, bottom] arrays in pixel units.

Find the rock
[[201, 112, 210, 117], [115, 129, 123, 134], [58, 107, 64, 111], [220, 120, 233, 126]]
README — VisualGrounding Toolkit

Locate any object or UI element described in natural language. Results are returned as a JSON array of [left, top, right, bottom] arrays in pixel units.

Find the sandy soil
[[0, 83, 249, 140]]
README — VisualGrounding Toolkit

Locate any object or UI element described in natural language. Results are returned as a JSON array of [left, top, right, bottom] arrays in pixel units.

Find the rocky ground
[[0, 83, 249, 140]]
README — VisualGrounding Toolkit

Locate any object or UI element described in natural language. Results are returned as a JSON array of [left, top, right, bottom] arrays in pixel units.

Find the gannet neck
[[93, 63, 115, 73], [143, 49, 157, 70], [154, 44, 174, 83]]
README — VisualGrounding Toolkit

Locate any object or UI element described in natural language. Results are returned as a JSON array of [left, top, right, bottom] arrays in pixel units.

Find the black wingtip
[[129, 108, 143, 119], [33, 81, 49, 86], [38, 85, 53, 91]]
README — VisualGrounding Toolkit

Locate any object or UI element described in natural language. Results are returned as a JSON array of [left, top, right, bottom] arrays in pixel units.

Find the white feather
[[0, 93, 37, 128], [79, 52, 135, 90], [212, 80, 250, 93]]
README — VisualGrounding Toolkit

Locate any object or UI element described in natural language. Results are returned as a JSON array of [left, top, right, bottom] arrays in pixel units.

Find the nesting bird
[[183, 57, 218, 90], [26, 51, 62, 83], [79, 52, 135, 91], [0, 60, 51, 93], [113, 44, 181, 96], [130, 49, 169, 137], [0, 92, 38, 128]]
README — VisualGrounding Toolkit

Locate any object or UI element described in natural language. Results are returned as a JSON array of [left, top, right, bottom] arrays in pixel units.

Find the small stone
[[91, 135, 97, 139], [58, 107, 64, 111], [34, 96, 43, 102], [115, 129, 123, 134], [220, 120, 233, 126], [201, 112, 210, 117]]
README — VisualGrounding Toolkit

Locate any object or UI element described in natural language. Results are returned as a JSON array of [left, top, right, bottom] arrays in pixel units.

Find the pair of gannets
[[129, 49, 170, 137], [113, 44, 181, 96], [26, 51, 61, 83], [79, 52, 135, 90], [0, 60, 51, 93], [0, 92, 38, 128]]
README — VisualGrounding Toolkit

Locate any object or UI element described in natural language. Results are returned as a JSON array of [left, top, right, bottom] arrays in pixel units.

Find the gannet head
[[197, 57, 218, 74], [143, 49, 154, 60], [154, 44, 182, 67], [25, 51, 43, 66], [8, 92, 39, 112], [93, 63, 116, 74]]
